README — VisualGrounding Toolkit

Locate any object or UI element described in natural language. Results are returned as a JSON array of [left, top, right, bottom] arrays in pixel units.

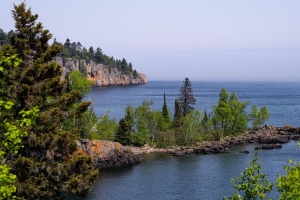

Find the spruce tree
[[0, 3, 98, 199], [178, 77, 196, 117], [201, 109, 209, 131], [161, 92, 171, 124], [115, 118, 131, 145], [173, 99, 182, 127]]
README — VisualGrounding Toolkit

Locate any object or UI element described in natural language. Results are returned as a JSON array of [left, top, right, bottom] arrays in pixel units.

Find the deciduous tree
[[248, 105, 270, 130], [69, 70, 94, 96], [224, 151, 273, 200]]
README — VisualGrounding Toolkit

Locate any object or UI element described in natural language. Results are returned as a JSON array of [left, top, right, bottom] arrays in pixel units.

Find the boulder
[[239, 150, 250, 154], [74, 140, 144, 170], [261, 143, 282, 149], [262, 144, 274, 149], [292, 135, 300, 140]]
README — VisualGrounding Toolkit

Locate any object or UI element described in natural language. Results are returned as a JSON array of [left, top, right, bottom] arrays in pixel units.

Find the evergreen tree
[[89, 46, 95, 61], [201, 109, 209, 131], [0, 29, 9, 46], [115, 118, 131, 145], [0, 3, 98, 199], [178, 77, 196, 117], [124, 105, 134, 133], [173, 99, 182, 127], [94, 47, 103, 63], [161, 92, 171, 124], [133, 69, 138, 79], [64, 38, 71, 50], [128, 62, 133, 72]]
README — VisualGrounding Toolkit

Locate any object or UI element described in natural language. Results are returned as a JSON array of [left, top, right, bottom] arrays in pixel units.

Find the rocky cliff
[[55, 57, 147, 86], [74, 140, 144, 169]]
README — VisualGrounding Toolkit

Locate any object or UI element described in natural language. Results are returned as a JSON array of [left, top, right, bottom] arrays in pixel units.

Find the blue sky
[[1, 1, 300, 81]]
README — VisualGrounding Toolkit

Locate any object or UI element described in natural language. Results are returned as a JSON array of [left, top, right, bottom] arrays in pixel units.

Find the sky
[[1, 0, 300, 82]]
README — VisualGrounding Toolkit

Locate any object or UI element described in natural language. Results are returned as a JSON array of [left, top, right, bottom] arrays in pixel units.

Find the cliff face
[[55, 57, 147, 86]]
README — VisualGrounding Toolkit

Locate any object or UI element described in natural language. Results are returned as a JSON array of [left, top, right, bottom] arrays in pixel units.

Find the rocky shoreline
[[73, 126, 300, 170], [130, 125, 300, 157]]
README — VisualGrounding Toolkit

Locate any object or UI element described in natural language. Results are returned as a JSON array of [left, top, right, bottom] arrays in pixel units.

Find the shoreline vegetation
[[74, 125, 300, 171], [1, 2, 300, 199], [129, 125, 300, 156]]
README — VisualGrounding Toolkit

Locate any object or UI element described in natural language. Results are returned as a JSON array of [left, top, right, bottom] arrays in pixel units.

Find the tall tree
[[0, 3, 98, 199], [94, 47, 103, 63], [178, 77, 196, 117], [64, 38, 71, 50], [173, 99, 182, 128], [115, 118, 131, 145], [213, 88, 249, 137], [161, 92, 171, 124], [88, 46, 95, 61]]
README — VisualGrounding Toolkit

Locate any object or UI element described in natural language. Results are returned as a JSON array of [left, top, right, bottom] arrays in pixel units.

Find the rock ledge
[[74, 140, 144, 170]]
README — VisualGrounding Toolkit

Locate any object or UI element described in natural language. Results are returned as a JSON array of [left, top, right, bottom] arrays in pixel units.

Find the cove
[[68, 140, 300, 200]]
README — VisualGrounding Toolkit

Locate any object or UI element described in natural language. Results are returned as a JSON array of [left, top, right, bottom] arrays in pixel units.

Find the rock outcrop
[[55, 57, 147, 86], [74, 140, 144, 170]]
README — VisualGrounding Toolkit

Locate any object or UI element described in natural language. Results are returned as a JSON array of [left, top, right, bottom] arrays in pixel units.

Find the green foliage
[[161, 92, 172, 125], [115, 118, 132, 145], [69, 70, 94, 96], [249, 105, 270, 130], [277, 159, 300, 199], [224, 151, 273, 200], [0, 3, 98, 199], [212, 88, 249, 139], [173, 99, 182, 128], [0, 29, 14, 46], [133, 101, 154, 146], [178, 77, 196, 117], [94, 118, 118, 140], [0, 55, 39, 199], [60, 37, 137, 76], [182, 110, 202, 145]]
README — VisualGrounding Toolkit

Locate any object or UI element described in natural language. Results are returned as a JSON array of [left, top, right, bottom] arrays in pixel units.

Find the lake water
[[77, 81, 300, 199]]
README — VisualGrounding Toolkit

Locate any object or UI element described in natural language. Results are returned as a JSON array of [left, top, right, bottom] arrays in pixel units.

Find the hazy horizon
[[1, 1, 300, 82]]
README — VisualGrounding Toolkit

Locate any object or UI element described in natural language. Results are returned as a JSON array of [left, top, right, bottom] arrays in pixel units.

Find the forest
[[93, 77, 270, 148], [0, 26, 139, 78], [1, 2, 299, 200]]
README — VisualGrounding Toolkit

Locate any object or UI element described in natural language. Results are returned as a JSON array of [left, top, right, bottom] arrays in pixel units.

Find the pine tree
[[178, 77, 196, 117], [201, 109, 209, 131], [133, 69, 138, 79], [0, 3, 98, 199], [173, 99, 182, 127], [161, 92, 171, 124], [115, 118, 131, 145]]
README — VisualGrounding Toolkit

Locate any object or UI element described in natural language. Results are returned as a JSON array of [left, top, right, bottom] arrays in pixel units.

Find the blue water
[[77, 81, 300, 200], [87, 81, 300, 127]]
